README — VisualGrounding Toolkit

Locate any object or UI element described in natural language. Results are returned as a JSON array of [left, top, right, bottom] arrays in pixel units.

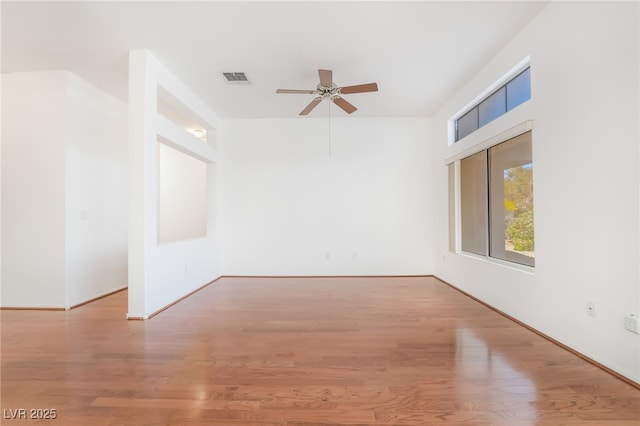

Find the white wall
[[221, 116, 433, 276], [157, 142, 208, 243], [432, 2, 639, 383], [128, 50, 222, 318], [65, 73, 128, 306], [1, 71, 128, 308], [2, 72, 68, 307]]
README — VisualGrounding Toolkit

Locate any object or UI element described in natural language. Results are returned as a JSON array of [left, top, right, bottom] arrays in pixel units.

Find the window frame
[[448, 57, 531, 147], [454, 67, 530, 142], [447, 122, 535, 272], [487, 131, 534, 267]]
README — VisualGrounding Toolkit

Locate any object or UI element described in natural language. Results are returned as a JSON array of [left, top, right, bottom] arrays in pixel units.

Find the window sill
[[458, 250, 535, 275]]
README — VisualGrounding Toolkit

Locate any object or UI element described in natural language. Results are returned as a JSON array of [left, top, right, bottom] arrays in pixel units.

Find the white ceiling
[[1, 1, 548, 119]]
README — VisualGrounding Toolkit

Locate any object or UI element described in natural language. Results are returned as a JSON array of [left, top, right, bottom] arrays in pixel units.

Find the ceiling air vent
[[222, 72, 250, 84]]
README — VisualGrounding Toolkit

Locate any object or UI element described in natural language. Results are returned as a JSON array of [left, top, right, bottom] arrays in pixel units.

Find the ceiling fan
[[276, 69, 378, 115]]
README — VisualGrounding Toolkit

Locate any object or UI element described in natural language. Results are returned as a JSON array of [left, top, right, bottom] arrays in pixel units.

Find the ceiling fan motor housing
[[316, 83, 341, 100]]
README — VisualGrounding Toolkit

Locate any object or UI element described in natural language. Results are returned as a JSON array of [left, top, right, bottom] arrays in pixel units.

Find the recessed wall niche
[[156, 141, 208, 243], [157, 85, 216, 148]]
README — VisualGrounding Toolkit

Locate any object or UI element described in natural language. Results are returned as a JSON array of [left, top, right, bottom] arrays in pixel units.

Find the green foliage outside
[[507, 211, 534, 251], [503, 165, 534, 254]]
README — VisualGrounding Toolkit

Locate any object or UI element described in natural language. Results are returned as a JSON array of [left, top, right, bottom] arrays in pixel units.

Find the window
[[448, 163, 456, 252], [455, 67, 530, 142], [479, 87, 506, 127], [460, 151, 487, 256], [458, 131, 534, 267], [457, 108, 479, 141], [488, 132, 534, 266]]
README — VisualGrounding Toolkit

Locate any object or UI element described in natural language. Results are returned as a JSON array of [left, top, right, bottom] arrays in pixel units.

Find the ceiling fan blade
[[318, 69, 333, 87], [339, 82, 378, 94], [300, 97, 322, 115], [276, 89, 316, 94], [332, 96, 357, 114]]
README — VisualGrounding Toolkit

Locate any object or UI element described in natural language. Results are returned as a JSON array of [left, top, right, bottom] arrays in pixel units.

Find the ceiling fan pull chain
[[328, 100, 332, 158]]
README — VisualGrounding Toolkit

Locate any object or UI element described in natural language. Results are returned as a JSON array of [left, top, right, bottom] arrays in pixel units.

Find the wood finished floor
[[1, 276, 638, 425]]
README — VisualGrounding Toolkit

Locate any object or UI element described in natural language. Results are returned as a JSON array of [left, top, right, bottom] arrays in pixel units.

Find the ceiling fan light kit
[[277, 69, 378, 116]]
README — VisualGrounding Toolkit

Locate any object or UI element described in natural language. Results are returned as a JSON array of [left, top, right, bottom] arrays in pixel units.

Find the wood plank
[[1, 276, 638, 425]]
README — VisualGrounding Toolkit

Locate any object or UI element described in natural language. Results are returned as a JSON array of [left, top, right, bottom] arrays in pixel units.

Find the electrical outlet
[[586, 301, 596, 317], [624, 314, 639, 334]]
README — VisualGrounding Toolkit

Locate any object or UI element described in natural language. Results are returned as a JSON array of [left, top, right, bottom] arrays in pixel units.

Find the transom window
[[455, 67, 531, 142]]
